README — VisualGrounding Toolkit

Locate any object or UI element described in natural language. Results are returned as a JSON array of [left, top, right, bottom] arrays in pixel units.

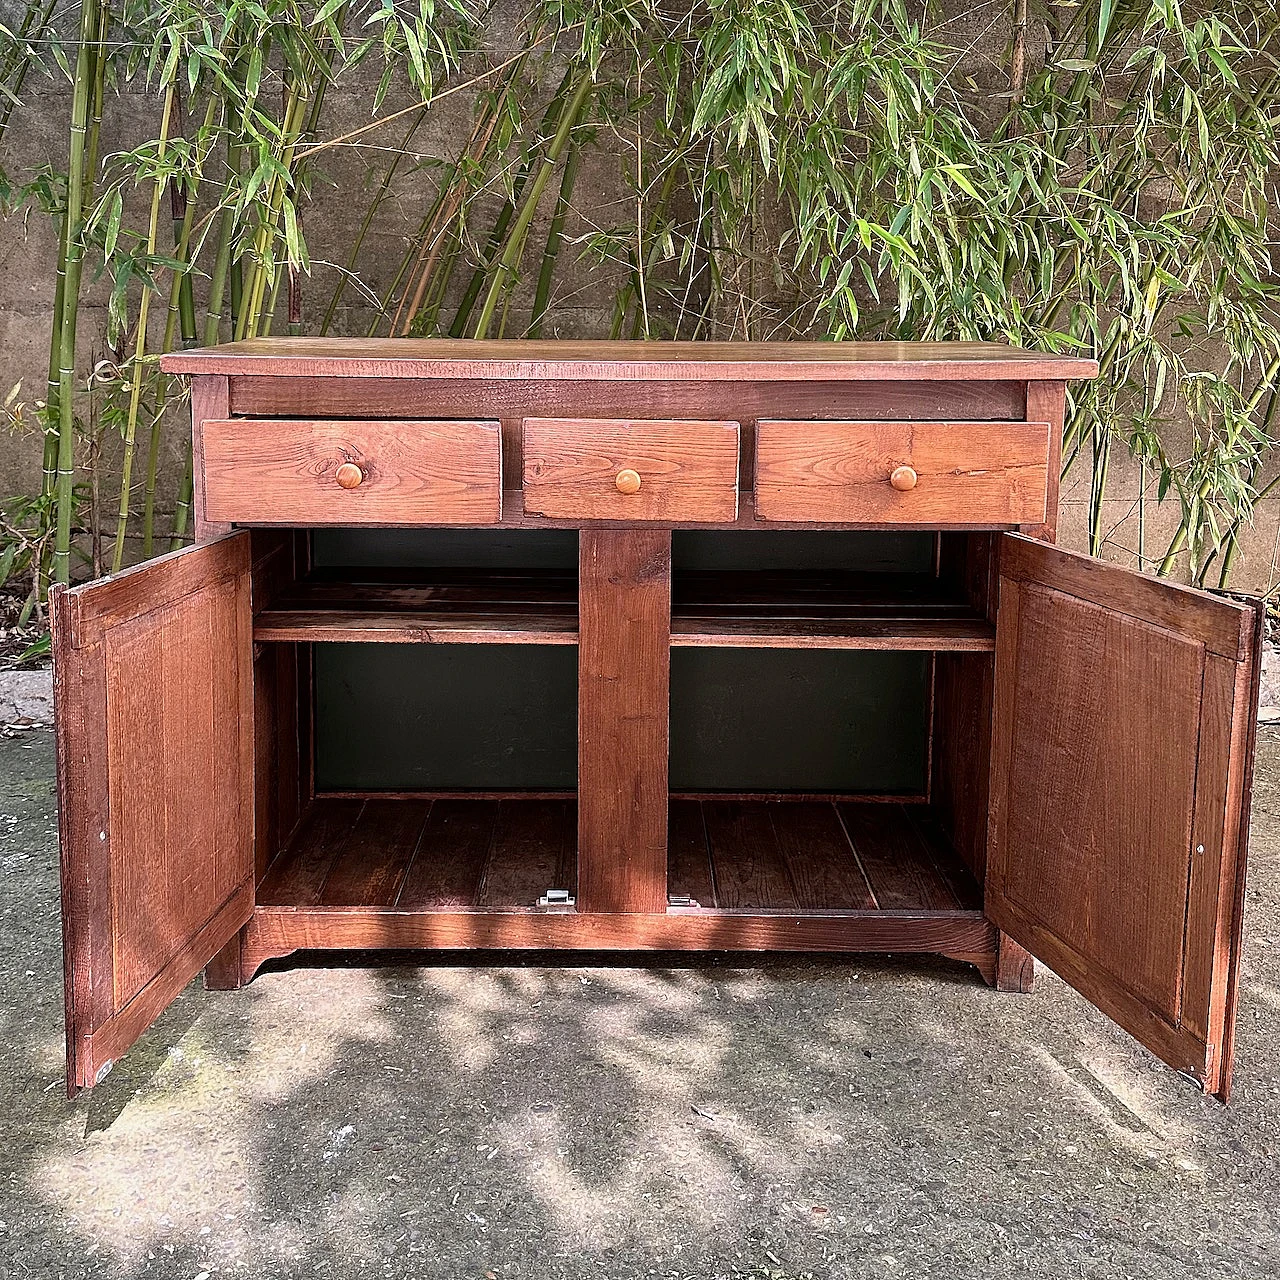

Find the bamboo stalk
[[528, 140, 582, 338], [51, 0, 103, 586], [472, 76, 593, 339], [109, 80, 176, 573]]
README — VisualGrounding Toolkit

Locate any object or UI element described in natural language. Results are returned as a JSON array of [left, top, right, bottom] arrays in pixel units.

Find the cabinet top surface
[[160, 337, 1098, 382]]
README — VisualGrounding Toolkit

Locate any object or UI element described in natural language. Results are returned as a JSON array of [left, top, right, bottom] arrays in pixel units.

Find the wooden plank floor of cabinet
[[243, 794, 994, 975], [258, 796, 980, 915], [671, 799, 981, 912]]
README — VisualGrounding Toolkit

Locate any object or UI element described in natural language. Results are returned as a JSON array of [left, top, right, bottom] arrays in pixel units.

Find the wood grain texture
[[253, 565, 578, 643], [1213, 601, 1266, 1101], [201, 418, 502, 525], [987, 537, 1261, 1093], [671, 616, 994, 650], [667, 801, 715, 906], [578, 530, 671, 912], [53, 533, 254, 1091], [191, 376, 232, 541], [241, 908, 994, 975], [230, 377, 1031, 444], [1000, 533, 1251, 660], [160, 336, 1099, 381], [839, 804, 967, 910], [395, 799, 498, 908], [994, 934, 1036, 993], [524, 418, 739, 522], [702, 801, 797, 909], [319, 800, 433, 906], [477, 800, 577, 906], [1024, 382, 1066, 541], [755, 420, 1051, 524], [930, 652, 995, 880]]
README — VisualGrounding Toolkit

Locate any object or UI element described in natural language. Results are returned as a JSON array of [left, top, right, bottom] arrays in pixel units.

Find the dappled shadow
[[4, 729, 1280, 1277]]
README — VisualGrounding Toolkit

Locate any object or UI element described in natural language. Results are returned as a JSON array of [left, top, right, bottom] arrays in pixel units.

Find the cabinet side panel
[[192, 375, 232, 542], [1024, 381, 1065, 541], [932, 652, 994, 881]]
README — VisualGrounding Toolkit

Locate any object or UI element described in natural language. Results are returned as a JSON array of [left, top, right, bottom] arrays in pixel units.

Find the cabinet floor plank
[[668, 801, 716, 907], [319, 800, 433, 906], [770, 802, 879, 910], [477, 799, 577, 907], [258, 800, 365, 905], [837, 802, 965, 910], [702, 801, 798, 910], [396, 799, 499, 908], [258, 796, 980, 917]]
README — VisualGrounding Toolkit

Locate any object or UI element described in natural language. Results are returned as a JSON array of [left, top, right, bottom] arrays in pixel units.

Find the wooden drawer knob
[[615, 468, 642, 495], [335, 462, 364, 489], [889, 465, 918, 492]]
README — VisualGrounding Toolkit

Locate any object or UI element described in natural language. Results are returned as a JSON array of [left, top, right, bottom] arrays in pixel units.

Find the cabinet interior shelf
[[253, 569, 995, 651], [258, 796, 982, 916]]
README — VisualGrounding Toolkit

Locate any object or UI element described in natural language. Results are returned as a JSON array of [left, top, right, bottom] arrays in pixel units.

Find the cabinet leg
[[994, 931, 1035, 993], [204, 929, 245, 990]]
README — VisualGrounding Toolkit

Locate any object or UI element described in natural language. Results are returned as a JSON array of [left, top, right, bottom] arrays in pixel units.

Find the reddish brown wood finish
[[987, 534, 1260, 1097], [523, 419, 740, 522], [161, 337, 1101, 381], [73, 337, 1273, 1102], [754, 420, 1051, 524], [1024, 382, 1066, 541], [201, 418, 502, 525], [191, 375, 232, 541], [53, 534, 254, 1093], [577, 530, 672, 912], [240, 909, 995, 980]]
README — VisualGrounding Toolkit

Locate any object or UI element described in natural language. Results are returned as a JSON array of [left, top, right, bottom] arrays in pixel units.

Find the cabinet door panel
[[988, 534, 1260, 1100], [54, 534, 254, 1093]]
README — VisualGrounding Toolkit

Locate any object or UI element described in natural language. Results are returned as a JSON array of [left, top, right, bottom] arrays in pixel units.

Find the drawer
[[200, 418, 502, 525], [522, 418, 740, 521], [754, 420, 1051, 524]]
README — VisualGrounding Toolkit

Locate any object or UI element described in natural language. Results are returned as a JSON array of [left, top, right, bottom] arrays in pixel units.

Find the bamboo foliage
[[1, 0, 1279, 600]]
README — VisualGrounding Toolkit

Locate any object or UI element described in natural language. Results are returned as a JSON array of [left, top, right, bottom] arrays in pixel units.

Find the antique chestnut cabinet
[[52, 339, 1262, 1101]]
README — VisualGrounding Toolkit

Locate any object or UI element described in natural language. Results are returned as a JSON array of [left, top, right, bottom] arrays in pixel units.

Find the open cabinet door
[[988, 535, 1262, 1101], [53, 533, 254, 1094]]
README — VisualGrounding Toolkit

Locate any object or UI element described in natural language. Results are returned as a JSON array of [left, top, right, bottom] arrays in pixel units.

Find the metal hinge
[[668, 894, 701, 908], [536, 888, 575, 911]]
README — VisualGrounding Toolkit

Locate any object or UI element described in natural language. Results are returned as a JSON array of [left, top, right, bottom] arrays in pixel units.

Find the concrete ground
[[2, 729, 1280, 1280]]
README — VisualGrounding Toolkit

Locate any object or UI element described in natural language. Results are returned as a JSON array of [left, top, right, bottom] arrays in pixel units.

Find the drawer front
[[201, 419, 502, 525], [522, 418, 740, 521], [754, 420, 1051, 524]]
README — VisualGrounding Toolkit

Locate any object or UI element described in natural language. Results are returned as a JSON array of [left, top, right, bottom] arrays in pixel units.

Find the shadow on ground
[[2, 726, 1280, 1278]]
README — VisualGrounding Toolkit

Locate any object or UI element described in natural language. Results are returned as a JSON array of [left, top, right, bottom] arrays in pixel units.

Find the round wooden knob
[[889, 465, 918, 492], [615, 468, 642, 495], [335, 462, 364, 489]]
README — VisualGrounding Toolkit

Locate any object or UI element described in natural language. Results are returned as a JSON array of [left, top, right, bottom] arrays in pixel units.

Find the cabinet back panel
[[672, 529, 933, 573], [670, 649, 928, 793], [315, 644, 578, 790], [312, 528, 578, 570], [314, 646, 927, 794]]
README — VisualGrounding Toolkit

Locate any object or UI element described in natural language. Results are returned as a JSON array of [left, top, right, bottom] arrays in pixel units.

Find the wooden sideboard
[[52, 339, 1262, 1102]]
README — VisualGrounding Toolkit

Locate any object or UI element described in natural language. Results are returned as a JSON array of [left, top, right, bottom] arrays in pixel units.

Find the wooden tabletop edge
[[159, 339, 1100, 381]]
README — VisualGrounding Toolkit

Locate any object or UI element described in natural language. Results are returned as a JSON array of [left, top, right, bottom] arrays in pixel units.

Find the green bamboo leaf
[[103, 190, 122, 259], [1097, 0, 1116, 48]]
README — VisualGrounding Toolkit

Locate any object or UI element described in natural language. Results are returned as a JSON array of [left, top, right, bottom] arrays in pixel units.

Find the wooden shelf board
[[671, 617, 994, 650], [255, 610, 578, 644], [253, 569, 991, 649]]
